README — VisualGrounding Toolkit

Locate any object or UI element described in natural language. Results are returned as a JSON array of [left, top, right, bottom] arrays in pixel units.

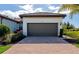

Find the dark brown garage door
[[27, 23, 58, 36]]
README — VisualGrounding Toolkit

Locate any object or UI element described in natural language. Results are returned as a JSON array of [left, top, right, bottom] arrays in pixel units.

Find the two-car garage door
[[27, 23, 58, 36]]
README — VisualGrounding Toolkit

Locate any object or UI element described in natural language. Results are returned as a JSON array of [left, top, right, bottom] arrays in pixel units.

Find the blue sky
[[0, 4, 79, 28], [0, 4, 60, 12], [0, 4, 22, 11], [63, 14, 79, 28]]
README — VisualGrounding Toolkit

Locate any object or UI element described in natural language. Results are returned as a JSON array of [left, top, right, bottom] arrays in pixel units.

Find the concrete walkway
[[4, 37, 79, 54]]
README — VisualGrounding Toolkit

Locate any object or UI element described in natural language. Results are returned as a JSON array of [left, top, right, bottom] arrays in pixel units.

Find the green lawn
[[64, 31, 79, 47], [0, 45, 11, 54], [65, 31, 79, 39]]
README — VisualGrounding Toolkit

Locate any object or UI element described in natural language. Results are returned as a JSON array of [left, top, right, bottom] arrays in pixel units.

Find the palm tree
[[59, 4, 79, 18]]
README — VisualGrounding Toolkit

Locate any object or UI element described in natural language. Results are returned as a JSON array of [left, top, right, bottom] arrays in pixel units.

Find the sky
[[0, 4, 79, 28]]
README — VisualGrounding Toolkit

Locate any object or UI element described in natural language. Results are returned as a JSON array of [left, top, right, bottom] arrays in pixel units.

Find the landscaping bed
[[0, 24, 26, 53], [0, 32, 25, 54], [64, 31, 79, 48], [11, 31, 26, 44]]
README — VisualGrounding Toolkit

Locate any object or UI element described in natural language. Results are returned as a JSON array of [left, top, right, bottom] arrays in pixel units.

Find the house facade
[[20, 12, 66, 36], [0, 14, 22, 32]]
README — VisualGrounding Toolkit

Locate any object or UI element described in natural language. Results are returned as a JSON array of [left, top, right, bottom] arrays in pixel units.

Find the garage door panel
[[28, 23, 58, 36]]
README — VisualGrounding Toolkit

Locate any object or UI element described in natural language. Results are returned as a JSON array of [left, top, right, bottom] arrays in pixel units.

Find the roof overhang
[[19, 12, 66, 18], [0, 14, 22, 23]]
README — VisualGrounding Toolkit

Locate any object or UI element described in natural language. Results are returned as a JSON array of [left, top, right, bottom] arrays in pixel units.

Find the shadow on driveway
[[18, 36, 68, 44]]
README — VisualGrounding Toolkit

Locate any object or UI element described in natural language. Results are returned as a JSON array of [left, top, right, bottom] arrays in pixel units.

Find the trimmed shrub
[[11, 31, 25, 43], [0, 24, 10, 37], [0, 24, 11, 45]]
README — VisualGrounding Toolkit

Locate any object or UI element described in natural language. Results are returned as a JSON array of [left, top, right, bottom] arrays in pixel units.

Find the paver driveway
[[4, 37, 79, 54]]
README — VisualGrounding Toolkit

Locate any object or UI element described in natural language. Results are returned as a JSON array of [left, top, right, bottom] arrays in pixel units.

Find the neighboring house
[[19, 12, 66, 36], [0, 14, 22, 32]]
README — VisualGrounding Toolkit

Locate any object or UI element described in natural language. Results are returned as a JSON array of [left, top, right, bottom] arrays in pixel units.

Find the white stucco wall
[[23, 17, 63, 36], [1, 18, 19, 32]]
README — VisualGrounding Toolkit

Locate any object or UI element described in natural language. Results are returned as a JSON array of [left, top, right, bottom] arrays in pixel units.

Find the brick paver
[[3, 37, 79, 54]]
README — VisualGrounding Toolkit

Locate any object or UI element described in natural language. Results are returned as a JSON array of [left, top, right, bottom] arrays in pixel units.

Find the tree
[[59, 4, 79, 18], [62, 22, 74, 30]]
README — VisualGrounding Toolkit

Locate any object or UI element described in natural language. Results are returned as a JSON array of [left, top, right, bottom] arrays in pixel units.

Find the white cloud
[[48, 5, 70, 14], [19, 4, 34, 13], [34, 8, 44, 12], [19, 4, 44, 13], [0, 10, 18, 18], [53, 9, 70, 14], [0, 5, 44, 18], [0, 10, 28, 18], [15, 10, 28, 15], [48, 5, 60, 10], [59, 10, 70, 14], [0, 4, 70, 18], [19, 4, 43, 13]]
